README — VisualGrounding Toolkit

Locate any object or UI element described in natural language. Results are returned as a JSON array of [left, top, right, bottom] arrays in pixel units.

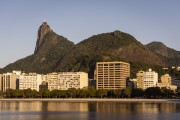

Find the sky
[[0, 0, 180, 68]]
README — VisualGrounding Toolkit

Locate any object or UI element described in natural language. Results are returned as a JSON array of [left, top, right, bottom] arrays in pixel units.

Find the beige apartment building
[[46, 72, 88, 91], [157, 74, 177, 91], [94, 61, 130, 90], [136, 71, 145, 89], [47, 72, 58, 91], [161, 74, 171, 84], [57, 72, 88, 90], [2, 72, 19, 92], [19, 73, 42, 91]]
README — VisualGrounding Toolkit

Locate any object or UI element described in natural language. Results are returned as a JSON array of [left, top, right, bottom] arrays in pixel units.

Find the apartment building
[[57, 72, 88, 90], [157, 74, 177, 91], [136, 71, 145, 89], [46, 72, 88, 91], [46, 72, 58, 91], [136, 69, 158, 89], [94, 61, 130, 90], [2, 72, 19, 91], [19, 73, 42, 91], [161, 74, 171, 84]]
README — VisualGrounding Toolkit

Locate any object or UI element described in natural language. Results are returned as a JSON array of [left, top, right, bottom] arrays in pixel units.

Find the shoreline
[[0, 98, 180, 102]]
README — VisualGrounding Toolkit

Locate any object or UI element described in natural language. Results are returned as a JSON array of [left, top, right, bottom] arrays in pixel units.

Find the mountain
[[1, 22, 170, 78], [146, 41, 180, 66], [1, 22, 75, 73], [55, 30, 164, 78]]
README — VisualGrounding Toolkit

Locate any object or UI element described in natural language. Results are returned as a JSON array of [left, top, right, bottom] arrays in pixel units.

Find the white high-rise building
[[136, 69, 158, 89], [19, 73, 42, 91]]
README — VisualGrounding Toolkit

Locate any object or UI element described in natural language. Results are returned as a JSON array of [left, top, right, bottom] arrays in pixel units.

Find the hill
[[146, 41, 180, 67], [1, 22, 75, 73], [55, 31, 164, 78]]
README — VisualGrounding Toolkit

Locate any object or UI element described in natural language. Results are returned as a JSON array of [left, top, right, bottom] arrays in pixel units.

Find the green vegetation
[[1, 87, 180, 99]]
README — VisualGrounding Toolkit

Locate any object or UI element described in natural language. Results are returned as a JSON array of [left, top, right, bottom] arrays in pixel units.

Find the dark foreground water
[[0, 100, 180, 120]]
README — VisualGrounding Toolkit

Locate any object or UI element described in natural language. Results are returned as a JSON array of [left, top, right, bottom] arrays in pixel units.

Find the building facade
[[161, 74, 171, 84], [136, 71, 145, 89], [2, 72, 18, 92], [157, 74, 177, 91], [19, 73, 42, 91], [46, 72, 58, 91], [136, 69, 158, 89], [95, 61, 130, 90], [57, 72, 88, 90]]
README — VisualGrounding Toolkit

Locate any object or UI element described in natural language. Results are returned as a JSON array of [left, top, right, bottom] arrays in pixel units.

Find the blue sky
[[0, 0, 180, 68]]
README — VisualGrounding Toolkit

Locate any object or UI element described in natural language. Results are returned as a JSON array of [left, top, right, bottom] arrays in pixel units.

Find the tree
[[11, 90, 19, 98], [96, 89, 108, 98], [0, 91, 4, 98], [59, 90, 67, 98], [5, 89, 14, 98], [131, 88, 144, 98], [124, 87, 132, 98], [43, 89, 51, 98], [32, 90, 38, 98], [88, 86, 96, 98], [176, 88, 180, 98], [24, 88, 33, 98], [145, 87, 162, 98], [50, 89, 59, 98], [161, 87, 174, 98], [79, 87, 88, 98], [114, 89, 121, 98], [67, 88, 77, 98]]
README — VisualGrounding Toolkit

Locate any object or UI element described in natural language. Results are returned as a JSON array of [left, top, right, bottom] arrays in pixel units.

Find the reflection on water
[[0, 101, 180, 120]]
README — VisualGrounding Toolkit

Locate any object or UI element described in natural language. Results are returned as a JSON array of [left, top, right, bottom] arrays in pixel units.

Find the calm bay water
[[0, 100, 180, 120]]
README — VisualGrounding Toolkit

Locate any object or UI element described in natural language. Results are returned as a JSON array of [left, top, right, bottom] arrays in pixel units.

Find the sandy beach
[[0, 98, 179, 102]]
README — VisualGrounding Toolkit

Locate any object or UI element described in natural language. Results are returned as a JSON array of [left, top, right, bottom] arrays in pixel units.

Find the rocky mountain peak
[[34, 22, 52, 54]]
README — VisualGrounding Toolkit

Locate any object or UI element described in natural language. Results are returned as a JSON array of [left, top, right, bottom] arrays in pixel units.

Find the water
[[0, 100, 180, 120]]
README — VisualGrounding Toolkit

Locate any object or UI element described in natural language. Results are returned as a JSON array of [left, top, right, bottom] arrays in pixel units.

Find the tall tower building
[[94, 61, 130, 90]]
